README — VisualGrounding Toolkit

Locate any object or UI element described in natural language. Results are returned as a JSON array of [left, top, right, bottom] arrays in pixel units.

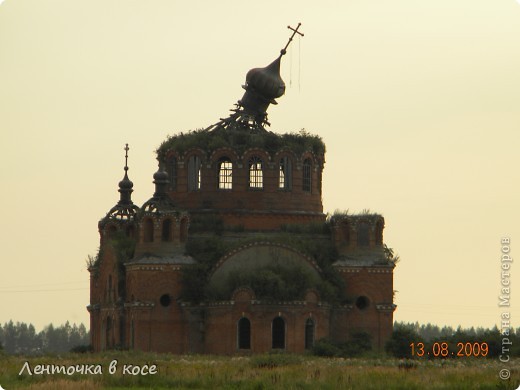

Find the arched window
[[167, 156, 177, 191], [143, 219, 154, 243], [107, 274, 113, 303], [317, 162, 322, 194], [342, 221, 351, 246], [248, 156, 263, 189], [187, 155, 201, 191], [105, 317, 113, 349], [357, 221, 370, 247], [272, 316, 285, 349], [218, 157, 233, 189], [130, 320, 135, 349], [279, 157, 292, 190], [305, 318, 315, 349], [237, 317, 251, 349], [162, 219, 172, 242], [107, 225, 117, 239], [302, 158, 312, 192], [180, 218, 188, 243], [126, 225, 135, 238]]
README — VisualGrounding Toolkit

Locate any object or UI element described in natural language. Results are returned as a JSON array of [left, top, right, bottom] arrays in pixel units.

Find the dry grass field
[[0, 351, 518, 389]]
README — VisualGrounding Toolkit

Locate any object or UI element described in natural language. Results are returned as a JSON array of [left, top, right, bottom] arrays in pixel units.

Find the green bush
[[225, 263, 314, 301], [385, 327, 423, 358], [70, 344, 93, 353], [312, 339, 342, 357], [341, 331, 372, 357]]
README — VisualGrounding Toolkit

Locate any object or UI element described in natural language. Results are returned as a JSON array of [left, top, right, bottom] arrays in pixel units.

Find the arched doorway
[[237, 317, 251, 349], [305, 318, 315, 349], [272, 316, 285, 349]]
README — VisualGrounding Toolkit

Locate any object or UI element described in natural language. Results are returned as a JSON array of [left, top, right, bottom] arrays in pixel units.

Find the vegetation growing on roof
[[329, 209, 383, 222], [156, 127, 325, 161], [383, 244, 400, 265], [180, 233, 345, 304], [214, 263, 316, 301]]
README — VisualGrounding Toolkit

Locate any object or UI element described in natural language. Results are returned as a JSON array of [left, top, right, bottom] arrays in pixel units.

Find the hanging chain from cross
[[281, 23, 304, 55]]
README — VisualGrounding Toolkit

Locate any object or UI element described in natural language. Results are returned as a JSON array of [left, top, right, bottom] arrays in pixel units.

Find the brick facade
[[88, 146, 396, 354], [88, 47, 396, 354]]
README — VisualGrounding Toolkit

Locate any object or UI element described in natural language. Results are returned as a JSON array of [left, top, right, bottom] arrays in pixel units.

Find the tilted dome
[[245, 55, 285, 101]]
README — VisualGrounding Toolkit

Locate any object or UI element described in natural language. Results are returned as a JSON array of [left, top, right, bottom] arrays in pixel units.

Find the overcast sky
[[0, 0, 518, 331]]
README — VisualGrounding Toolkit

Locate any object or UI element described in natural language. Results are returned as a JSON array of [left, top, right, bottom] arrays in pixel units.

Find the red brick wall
[[162, 148, 324, 228]]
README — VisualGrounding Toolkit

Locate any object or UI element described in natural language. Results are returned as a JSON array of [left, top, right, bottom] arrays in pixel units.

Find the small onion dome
[[141, 167, 175, 214], [245, 55, 285, 101], [118, 172, 134, 191], [153, 168, 169, 183], [117, 169, 134, 206], [152, 166, 169, 198]]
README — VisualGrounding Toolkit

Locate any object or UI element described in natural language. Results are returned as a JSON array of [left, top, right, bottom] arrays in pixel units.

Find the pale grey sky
[[0, 0, 518, 330]]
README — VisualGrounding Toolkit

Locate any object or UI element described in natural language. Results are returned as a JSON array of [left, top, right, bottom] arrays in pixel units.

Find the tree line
[[1, 319, 518, 358], [312, 321, 520, 359], [385, 321, 520, 358], [0, 321, 89, 355]]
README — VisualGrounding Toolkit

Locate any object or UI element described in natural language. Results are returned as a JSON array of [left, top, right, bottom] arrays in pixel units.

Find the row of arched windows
[[167, 155, 318, 192], [237, 316, 315, 350], [341, 221, 383, 247], [142, 218, 188, 243]]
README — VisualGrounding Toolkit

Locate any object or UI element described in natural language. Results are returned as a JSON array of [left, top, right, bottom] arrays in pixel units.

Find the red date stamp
[[409, 342, 489, 357]]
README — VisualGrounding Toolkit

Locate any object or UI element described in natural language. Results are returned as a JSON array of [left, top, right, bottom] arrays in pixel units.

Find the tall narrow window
[[105, 317, 112, 349], [188, 155, 201, 191], [248, 156, 263, 189], [107, 225, 117, 239], [357, 221, 370, 247], [143, 219, 154, 243], [317, 162, 322, 194], [238, 317, 251, 349], [303, 158, 312, 192], [107, 275, 113, 303], [305, 318, 315, 349], [279, 157, 292, 190], [272, 316, 285, 349], [130, 320, 135, 349], [167, 157, 177, 191], [126, 225, 135, 238], [180, 218, 188, 243], [218, 157, 233, 189], [342, 222, 351, 246], [162, 219, 172, 242]]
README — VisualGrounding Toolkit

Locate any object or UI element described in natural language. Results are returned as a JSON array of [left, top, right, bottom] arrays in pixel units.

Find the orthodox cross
[[124, 143, 129, 172], [281, 23, 304, 55]]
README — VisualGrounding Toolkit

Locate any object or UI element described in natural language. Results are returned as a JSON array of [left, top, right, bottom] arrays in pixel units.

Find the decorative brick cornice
[[367, 268, 393, 274], [86, 304, 100, 312], [337, 268, 361, 273], [124, 301, 155, 308], [375, 303, 397, 312]]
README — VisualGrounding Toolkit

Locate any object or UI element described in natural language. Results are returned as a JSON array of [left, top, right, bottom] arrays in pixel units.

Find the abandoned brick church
[[87, 27, 397, 354]]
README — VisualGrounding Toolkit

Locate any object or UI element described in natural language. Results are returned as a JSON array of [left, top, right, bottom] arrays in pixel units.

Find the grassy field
[[0, 351, 518, 389]]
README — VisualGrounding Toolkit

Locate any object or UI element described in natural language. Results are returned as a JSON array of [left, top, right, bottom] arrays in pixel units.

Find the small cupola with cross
[[98, 144, 140, 240]]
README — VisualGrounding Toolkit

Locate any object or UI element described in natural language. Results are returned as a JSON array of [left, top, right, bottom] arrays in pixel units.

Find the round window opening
[[356, 296, 369, 310], [160, 294, 171, 307]]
